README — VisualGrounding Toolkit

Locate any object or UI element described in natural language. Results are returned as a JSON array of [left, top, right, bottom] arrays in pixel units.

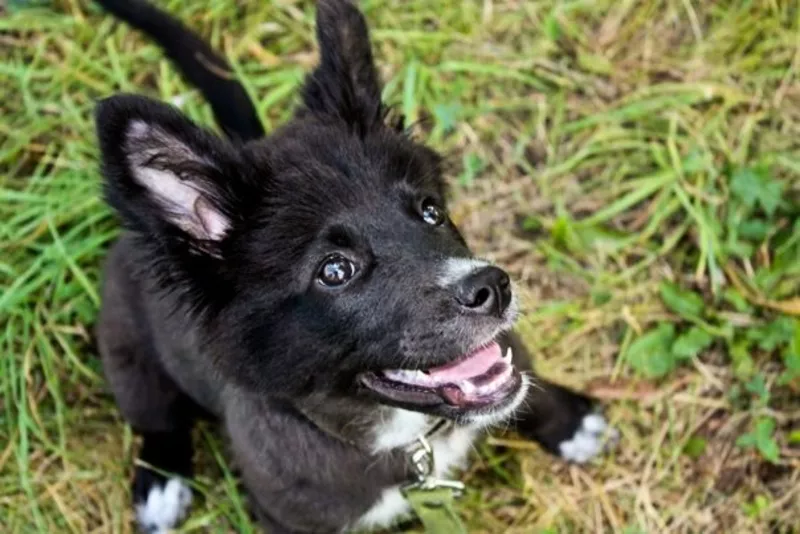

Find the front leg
[[504, 332, 616, 463], [224, 396, 409, 534]]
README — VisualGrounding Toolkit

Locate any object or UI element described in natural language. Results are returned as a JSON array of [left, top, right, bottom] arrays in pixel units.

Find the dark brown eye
[[318, 255, 356, 287], [421, 198, 445, 226]]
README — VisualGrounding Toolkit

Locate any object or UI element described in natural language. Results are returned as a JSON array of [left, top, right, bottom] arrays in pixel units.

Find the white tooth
[[503, 347, 513, 362], [386, 369, 431, 385], [411, 370, 428, 383], [478, 377, 499, 394], [388, 370, 413, 382], [476, 383, 492, 394], [459, 380, 476, 394], [477, 366, 514, 394]]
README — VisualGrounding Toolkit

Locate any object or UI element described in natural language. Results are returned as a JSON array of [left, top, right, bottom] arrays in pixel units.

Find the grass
[[2, 0, 800, 532]]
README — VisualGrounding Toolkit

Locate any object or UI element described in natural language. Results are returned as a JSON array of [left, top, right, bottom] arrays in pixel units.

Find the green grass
[[2, 0, 800, 532]]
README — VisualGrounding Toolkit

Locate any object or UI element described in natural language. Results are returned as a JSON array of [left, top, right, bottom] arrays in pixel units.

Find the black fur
[[300, 0, 384, 133], [95, 0, 264, 142], [132, 429, 193, 518], [94, 1, 609, 532]]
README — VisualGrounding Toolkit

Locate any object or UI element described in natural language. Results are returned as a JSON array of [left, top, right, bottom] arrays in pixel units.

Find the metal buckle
[[403, 435, 465, 497], [409, 435, 434, 481]]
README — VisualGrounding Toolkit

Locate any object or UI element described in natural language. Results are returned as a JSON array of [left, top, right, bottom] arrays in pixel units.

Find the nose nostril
[[473, 287, 491, 308], [455, 266, 511, 314]]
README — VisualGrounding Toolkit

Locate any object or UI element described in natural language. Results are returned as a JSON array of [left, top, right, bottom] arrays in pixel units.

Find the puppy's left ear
[[301, 0, 383, 131], [95, 94, 253, 256]]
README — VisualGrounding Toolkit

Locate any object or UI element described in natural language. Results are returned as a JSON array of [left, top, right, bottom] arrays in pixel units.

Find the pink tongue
[[427, 341, 503, 382]]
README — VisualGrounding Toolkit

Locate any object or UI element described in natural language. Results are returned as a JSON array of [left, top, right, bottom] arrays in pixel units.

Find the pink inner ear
[[194, 197, 230, 241], [126, 122, 232, 243], [128, 163, 230, 242]]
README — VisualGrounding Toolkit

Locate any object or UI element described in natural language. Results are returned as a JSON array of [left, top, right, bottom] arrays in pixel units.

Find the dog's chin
[[357, 340, 527, 425]]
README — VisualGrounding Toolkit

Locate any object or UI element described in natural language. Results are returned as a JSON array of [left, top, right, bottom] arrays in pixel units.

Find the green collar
[[401, 432, 468, 534], [404, 486, 467, 534]]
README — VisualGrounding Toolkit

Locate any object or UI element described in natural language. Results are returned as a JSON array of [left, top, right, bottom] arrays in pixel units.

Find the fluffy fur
[[93, 1, 615, 532]]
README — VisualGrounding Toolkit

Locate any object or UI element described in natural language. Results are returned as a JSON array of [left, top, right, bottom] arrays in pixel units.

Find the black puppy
[[94, 0, 614, 532]]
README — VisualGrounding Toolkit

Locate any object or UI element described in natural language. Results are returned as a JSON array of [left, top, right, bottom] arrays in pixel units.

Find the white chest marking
[[356, 410, 478, 531]]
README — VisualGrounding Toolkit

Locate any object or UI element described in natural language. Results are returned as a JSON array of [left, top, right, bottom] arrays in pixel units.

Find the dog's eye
[[318, 255, 356, 287], [420, 198, 445, 226]]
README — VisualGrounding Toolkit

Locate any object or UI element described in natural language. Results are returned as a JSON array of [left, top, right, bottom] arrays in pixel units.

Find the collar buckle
[[404, 434, 465, 497], [409, 434, 435, 481]]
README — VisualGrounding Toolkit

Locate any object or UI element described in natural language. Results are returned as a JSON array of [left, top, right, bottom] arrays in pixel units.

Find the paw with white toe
[[136, 477, 192, 534], [558, 413, 618, 464]]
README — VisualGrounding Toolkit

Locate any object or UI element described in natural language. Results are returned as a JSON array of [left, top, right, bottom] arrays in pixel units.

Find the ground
[[2, 0, 800, 533]]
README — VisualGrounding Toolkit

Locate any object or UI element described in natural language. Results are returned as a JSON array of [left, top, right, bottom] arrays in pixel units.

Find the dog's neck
[[293, 395, 449, 454]]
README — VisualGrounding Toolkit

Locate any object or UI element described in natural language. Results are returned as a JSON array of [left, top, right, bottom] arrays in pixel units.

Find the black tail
[[96, 0, 265, 142]]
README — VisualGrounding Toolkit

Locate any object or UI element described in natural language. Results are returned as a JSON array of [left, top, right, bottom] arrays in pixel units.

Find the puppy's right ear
[[95, 95, 250, 255], [301, 0, 383, 131]]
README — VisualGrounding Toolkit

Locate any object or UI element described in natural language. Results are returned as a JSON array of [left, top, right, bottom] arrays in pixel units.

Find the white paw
[[558, 413, 617, 464], [136, 478, 192, 534]]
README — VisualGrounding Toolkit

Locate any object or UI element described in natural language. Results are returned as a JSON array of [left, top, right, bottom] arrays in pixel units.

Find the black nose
[[455, 266, 512, 317]]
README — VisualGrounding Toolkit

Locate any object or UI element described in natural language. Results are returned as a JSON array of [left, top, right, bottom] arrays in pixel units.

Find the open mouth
[[359, 340, 522, 412]]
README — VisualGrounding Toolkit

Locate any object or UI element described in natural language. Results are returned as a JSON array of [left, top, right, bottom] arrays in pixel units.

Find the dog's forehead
[[257, 120, 445, 193], [239, 120, 450, 256]]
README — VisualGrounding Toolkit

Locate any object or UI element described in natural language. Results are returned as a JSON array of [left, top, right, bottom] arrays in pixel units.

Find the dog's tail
[[96, 0, 265, 142]]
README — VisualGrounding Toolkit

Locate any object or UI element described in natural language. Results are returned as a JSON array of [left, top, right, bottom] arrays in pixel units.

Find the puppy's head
[[96, 0, 527, 426]]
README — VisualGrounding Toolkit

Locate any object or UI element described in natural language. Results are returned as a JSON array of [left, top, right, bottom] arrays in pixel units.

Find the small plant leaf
[[755, 418, 776, 440], [433, 102, 461, 133], [747, 317, 795, 351], [591, 289, 612, 306], [459, 153, 485, 187], [722, 288, 752, 312], [550, 215, 584, 252], [543, 11, 561, 41], [736, 433, 757, 448], [758, 439, 780, 463], [660, 282, 704, 319], [730, 167, 783, 216], [738, 219, 770, 241], [672, 327, 714, 360], [754, 418, 780, 463], [683, 436, 707, 459], [745, 373, 770, 406], [780, 324, 800, 384], [742, 495, 771, 519], [521, 216, 542, 232], [682, 149, 711, 173], [626, 324, 677, 379], [573, 224, 630, 254], [730, 340, 755, 378]]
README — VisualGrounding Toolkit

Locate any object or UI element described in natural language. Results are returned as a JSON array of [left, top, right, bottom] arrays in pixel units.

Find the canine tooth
[[503, 347, 512, 362]]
